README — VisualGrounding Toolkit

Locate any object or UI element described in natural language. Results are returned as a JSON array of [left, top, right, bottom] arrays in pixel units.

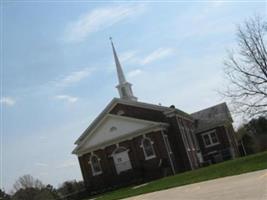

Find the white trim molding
[[75, 123, 168, 156], [176, 117, 193, 170], [163, 134, 173, 154], [73, 113, 169, 155], [74, 97, 190, 145], [161, 130, 175, 174]]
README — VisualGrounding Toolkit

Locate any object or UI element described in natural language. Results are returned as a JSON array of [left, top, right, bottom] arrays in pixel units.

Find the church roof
[[191, 102, 233, 133], [75, 98, 192, 145]]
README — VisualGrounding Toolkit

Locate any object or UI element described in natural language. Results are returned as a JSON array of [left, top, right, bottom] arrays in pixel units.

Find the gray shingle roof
[[191, 102, 233, 133]]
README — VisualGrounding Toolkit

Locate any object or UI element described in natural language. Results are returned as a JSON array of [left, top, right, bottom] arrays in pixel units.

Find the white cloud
[[117, 48, 175, 67], [55, 68, 92, 88], [64, 4, 146, 43], [133, 53, 226, 114], [0, 97, 16, 106], [55, 95, 78, 103], [141, 48, 175, 65], [39, 172, 49, 177], [56, 159, 77, 169], [127, 69, 142, 78], [120, 50, 138, 63], [172, 2, 233, 41], [35, 162, 48, 167], [210, 1, 225, 8], [39, 136, 47, 140]]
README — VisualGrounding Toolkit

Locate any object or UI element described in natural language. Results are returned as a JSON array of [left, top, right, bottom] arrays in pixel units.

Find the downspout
[[161, 130, 175, 175]]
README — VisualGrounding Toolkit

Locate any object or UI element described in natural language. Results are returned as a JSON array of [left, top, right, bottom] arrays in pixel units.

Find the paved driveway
[[125, 169, 267, 200]]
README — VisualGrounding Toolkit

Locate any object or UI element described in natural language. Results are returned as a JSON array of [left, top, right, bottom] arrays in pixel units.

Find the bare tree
[[0, 189, 11, 200], [11, 175, 59, 200], [13, 175, 44, 192], [223, 16, 267, 118]]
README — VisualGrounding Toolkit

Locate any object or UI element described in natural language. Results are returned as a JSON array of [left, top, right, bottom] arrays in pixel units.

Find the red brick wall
[[109, 103, 192, 172], [79, 131, 172, 191], [196, 126, 233, 163]]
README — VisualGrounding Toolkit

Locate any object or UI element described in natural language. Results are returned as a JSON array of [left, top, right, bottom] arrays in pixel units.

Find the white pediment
[[75, 114, 161, 154]]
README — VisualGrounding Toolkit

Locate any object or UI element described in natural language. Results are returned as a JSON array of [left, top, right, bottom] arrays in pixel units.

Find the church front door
[[112, 149, 132, 174]]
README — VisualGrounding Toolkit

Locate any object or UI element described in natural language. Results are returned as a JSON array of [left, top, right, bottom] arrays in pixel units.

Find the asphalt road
[[125, 169, 267, 200]]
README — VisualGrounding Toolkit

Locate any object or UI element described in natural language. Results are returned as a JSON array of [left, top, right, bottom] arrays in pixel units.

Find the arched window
[[141, 137, 156, 160], [89, 154, 102, 176]]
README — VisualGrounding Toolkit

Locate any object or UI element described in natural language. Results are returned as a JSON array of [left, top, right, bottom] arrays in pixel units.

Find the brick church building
[[72, 39, 240, 192]]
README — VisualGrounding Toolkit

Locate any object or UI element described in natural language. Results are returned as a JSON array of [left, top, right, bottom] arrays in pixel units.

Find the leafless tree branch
[[222, 16, 267, 118]]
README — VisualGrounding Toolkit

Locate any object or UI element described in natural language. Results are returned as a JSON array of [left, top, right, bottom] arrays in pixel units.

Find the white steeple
[[110, 37, 137, 101]]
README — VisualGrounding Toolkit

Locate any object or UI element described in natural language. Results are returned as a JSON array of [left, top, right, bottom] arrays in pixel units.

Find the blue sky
[[1, 0, 266, 192]]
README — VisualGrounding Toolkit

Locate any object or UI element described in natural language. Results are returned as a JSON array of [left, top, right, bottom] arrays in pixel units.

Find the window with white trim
[[202, 130, 219, 147], [141, 137, 156, 160], [89, 154, 102, 176]]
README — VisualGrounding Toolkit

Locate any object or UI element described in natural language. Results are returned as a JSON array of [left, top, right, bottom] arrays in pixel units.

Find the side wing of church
[[72, 39, 240, 192]]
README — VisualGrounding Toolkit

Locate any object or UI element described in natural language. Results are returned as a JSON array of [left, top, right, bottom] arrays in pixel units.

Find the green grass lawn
[[85, 151, 267, 200]]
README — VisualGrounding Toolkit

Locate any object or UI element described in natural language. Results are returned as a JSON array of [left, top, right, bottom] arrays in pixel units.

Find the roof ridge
[[191, 102, 227, 115]]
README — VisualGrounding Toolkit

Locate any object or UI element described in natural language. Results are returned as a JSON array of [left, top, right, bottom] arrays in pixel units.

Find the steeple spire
[[110, 37, 126, 85], [110, 37, 137, 101]]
